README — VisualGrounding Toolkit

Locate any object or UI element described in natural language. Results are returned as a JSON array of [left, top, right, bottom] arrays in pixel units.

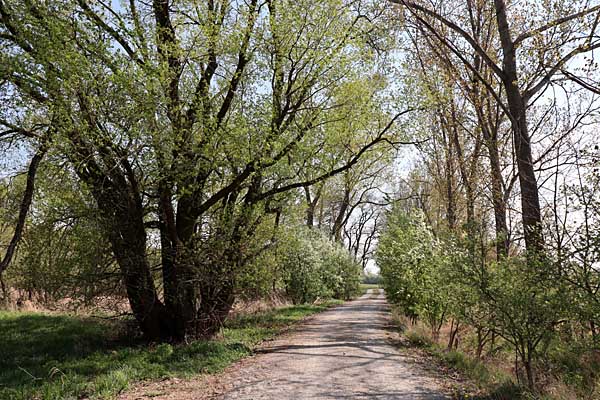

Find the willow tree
[[0, 0, 405, 341]]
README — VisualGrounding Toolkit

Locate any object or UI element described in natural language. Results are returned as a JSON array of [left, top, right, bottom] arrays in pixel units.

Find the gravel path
[[120, 290, 450, 400], [215, 289, 448, 399]]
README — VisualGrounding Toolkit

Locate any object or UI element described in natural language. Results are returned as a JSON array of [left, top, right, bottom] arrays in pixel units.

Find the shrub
[[243, 225, 362, 304], [376, 209, 457, 338]]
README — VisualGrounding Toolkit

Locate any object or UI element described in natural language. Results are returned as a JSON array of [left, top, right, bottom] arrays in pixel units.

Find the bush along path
[[120, 289, 449, 400]]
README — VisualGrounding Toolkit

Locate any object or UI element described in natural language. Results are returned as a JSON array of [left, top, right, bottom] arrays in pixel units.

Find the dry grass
[[390, 309, 600, 399]]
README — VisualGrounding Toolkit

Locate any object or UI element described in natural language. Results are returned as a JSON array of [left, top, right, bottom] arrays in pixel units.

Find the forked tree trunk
[[304, 185, 321, 228], [95, 185, 173, 341], [447, 318, 460, 350]]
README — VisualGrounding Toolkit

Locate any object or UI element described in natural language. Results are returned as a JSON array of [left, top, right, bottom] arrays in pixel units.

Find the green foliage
[[362, 272, 381, 285], [376, 204, 576, 390], [0, 302, 339, 400], [483, 257, 567, 385], [316, 236, 362, 300], [10, 218, 117, 304], [4, 167, 119, 307], [280, 227, 361, 303], [545, 339, 600, 398], [242, 226, 361, 304], [0, 0, 403, 339], [278, 228, 325, 304], [359, 283, 379, 294], [376, 208, 456, 334]]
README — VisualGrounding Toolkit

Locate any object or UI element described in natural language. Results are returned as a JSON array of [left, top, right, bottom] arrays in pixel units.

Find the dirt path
[[214, 289, 447, 399], [123, 290, 449, 399]]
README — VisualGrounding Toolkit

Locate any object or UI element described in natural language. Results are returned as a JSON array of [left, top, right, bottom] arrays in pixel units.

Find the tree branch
[[216, 0, 259, 128], [524, 40, 600, 100], [514, 5, 600, 46], [0, 145, 47, 275], [77, 0, 144, 66], [255, 108, 416, 201], [390, 0, 505, 79]]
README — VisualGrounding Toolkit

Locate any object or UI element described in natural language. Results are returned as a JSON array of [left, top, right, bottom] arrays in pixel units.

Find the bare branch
[[514, 5, 600, 46], [390, 0, 505, 79]]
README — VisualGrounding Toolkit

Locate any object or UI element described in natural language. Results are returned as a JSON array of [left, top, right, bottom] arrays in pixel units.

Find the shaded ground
[[0, 302, 338, 400], [124, 290, 449, 399]]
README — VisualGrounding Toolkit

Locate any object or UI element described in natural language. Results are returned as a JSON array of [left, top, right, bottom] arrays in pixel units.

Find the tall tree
[[392, 0, 600, 257], [0, 0, 406, 341]]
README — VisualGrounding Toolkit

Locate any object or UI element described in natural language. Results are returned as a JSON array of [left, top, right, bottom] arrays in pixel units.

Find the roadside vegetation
[[379, 208, 600, 399], [371, 1, 600, 398], [0, 301, 341, 400], [0, 0, 402, 344], [359, 283, 380, 295], [359, 272, 382, 295], [0, 222, 359, 399]]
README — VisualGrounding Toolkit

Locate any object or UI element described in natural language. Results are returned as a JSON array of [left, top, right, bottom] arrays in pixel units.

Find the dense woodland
[[1, 0, 600, 398]]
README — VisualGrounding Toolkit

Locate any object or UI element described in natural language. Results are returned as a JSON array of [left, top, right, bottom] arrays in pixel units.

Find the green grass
[[0, 300, 341, 400], [432, 349, 511, 389], [359, 283, 379, 294]]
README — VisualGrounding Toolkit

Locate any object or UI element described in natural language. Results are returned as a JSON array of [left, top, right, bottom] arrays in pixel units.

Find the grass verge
[[391, 312, 524, 399], [359, 283, 379, 294], [0, 300, 342, 400], [428, 347, 524, 399]]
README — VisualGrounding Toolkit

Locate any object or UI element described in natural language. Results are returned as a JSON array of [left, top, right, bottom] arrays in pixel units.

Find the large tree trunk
[[98, 185, 173, 341], [494, 0, 544, 256], [69, 141, 174, 341]]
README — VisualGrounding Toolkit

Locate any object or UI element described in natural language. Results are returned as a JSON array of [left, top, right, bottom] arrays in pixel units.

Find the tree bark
[[438, 119, 457, 232], [304, 185, 321, 228], [494, 0, 544, 257], [332, 183, 351, 241], [447, 318, 460, 350], [101, 185, 173, 340]]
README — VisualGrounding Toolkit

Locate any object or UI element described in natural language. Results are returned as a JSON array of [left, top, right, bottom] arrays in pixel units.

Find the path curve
[[214, 289, 448, 399]]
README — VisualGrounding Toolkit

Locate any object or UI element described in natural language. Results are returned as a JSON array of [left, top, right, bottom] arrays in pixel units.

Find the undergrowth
[[392, 311, 600, 400]]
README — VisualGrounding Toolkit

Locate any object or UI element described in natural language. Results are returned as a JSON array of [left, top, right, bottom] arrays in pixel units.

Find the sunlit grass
[[0, 300, 340, 400], [359, 283, 379, 294]]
